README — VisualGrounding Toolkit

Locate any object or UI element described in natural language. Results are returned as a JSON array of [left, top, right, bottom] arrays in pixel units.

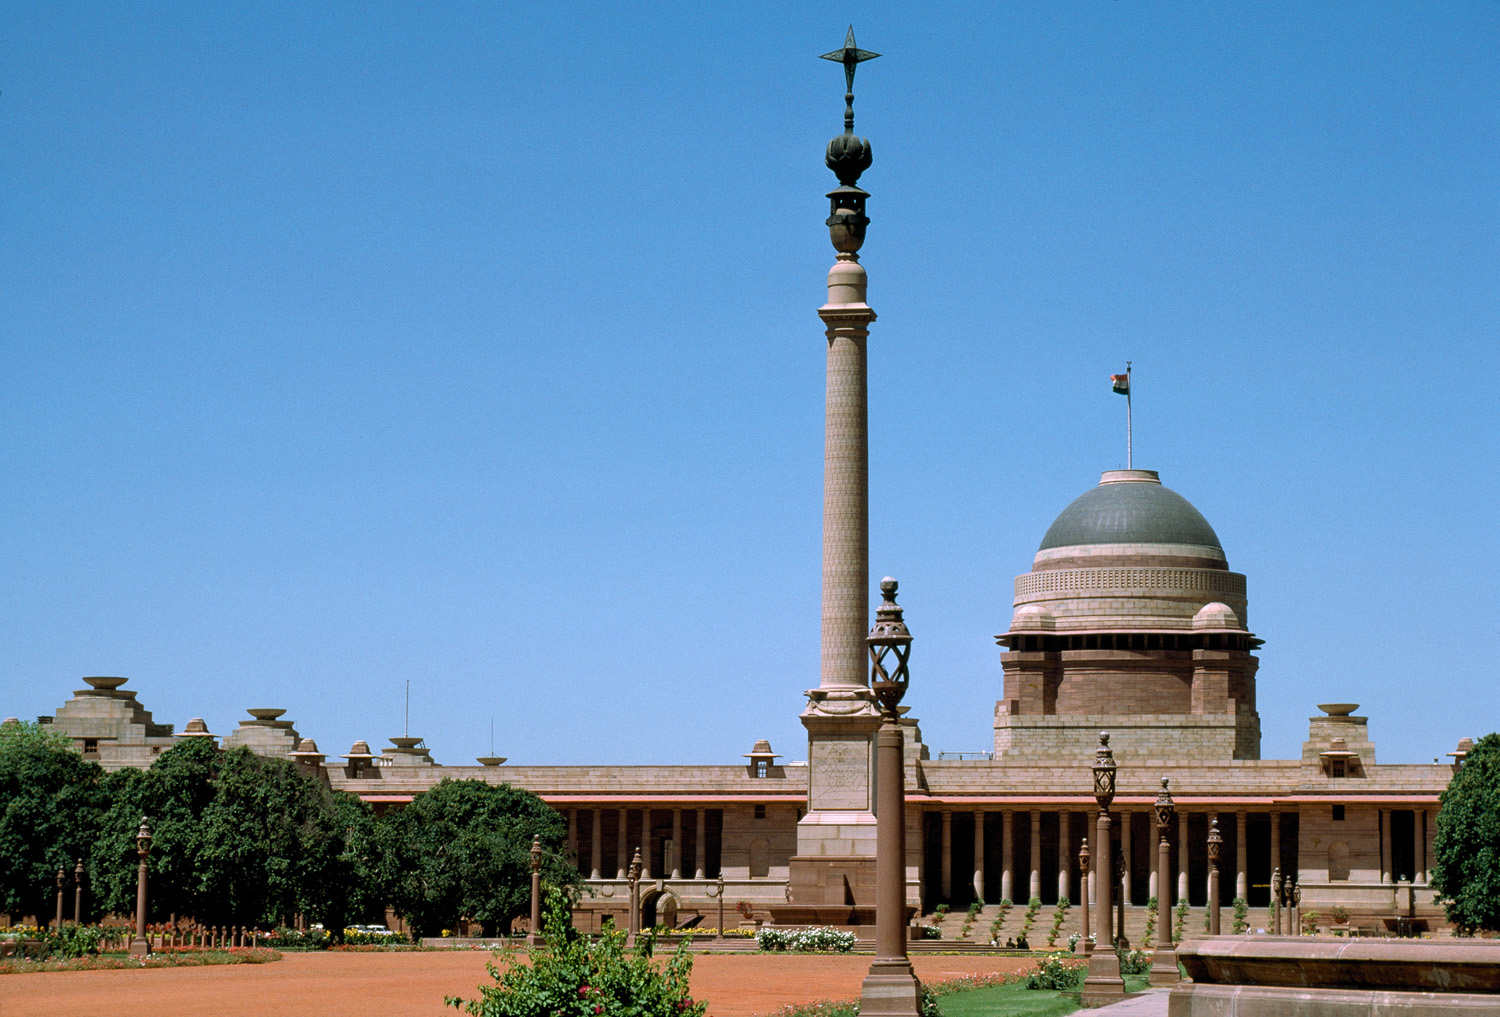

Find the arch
[[640, 888, 679, 930], [748, 839, 770, 878], [1328, 841, 1350, 882]]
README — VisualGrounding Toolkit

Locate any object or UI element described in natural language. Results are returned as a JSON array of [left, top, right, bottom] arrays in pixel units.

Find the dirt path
[[0, 951, 1036, 1017]]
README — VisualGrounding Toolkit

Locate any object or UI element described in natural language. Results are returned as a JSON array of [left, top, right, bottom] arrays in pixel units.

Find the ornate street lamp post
[[627, 848, 642, 947], [1078, 837, 1091, 954], [1082, 734, 1127, 1002], [712, 873, 725, 940], [73, 858, 84, 924], [1207, 818, 1222, 935], [1115, 852, 1127, 948], [1150, 780, 1178, 985], [54, 866, 66, 928], [1291, 880, 1301, 936], [528, 834, 544, 947], [1271, 868, 1282, 935], [858, 578, 922, 1017], [129, 818, 152, 957]]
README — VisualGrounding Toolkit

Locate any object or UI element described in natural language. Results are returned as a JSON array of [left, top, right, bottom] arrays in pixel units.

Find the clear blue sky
[[3, 4, 1496, 768]]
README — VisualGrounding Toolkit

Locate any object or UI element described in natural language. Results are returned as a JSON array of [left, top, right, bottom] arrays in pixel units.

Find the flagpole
[[1126, 361, 1132, 470]]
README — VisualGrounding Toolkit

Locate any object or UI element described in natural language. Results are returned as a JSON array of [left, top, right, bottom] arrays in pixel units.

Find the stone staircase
[[920, 902, 1277, 950]]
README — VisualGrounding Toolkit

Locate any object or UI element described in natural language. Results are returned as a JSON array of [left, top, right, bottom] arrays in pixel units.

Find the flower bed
[[0, 947, 282, 975], [754, 927, 857, 953]]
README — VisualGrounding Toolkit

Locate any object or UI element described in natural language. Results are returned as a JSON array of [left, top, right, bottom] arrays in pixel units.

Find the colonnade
[[925, 806, 1294, 908], [564, 807, 717, 882]]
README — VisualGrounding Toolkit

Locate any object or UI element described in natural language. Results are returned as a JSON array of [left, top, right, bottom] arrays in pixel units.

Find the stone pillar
[[1269, 811, 1281, 888], [591, 808, 603, 880], [1001, 810, 1014, 902], [1029, 810, 1042, 902], [939, 809, 953, 902], [671, 808, 683, 879], [1380, 809, 1393, 884], [1118, 811, 1130, 907], [641, 812, 653, 880], [1235, 810, 1248, 900], [1208, 812, 1220, 909], [1058, 811, 1072, 902], [1416, 809, 1427, 884], [1177, 810, 1189, 903], [695, 809, 707, 880], [617, 808, 629, 878], [973, 810, 985, 903], [567, 809, 578, 865]]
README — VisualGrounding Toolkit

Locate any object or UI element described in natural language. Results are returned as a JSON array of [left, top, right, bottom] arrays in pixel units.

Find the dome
[[1039, 470, 1222, 552], [1011, 605, 1056, 631], [1192, 602, 1243, 630]]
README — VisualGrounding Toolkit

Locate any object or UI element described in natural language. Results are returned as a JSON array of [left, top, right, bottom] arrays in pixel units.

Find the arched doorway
[[640, 889, 680, 931]]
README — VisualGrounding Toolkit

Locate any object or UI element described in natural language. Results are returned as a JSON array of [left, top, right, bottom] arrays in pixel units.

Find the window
[[82, 739, 98, 757], [1332, 804, 1345, 821], [1331, 758, 1346, 778], [754, 760, 768, 778], [754, 804, 766, 820]]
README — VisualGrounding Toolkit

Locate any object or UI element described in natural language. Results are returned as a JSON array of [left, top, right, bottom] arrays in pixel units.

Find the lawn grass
[[937, 982, 1081, 1017]]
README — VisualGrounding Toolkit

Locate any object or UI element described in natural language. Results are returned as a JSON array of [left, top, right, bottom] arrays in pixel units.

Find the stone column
[[641, 812, 653, 881], [567, 809, 578, 865], [1208, 812, 1220, 909], [617, 808, 629, 878], [671, 809, 683, 879], [973, 810, 985, 903], [695, 809, 707, 880], [591, 808, 603, 880], [1001, 811, 1014, 902], [939, 809, 952, 902], [1029, 810, 1042, 901], [1416, 809, 1427, 884], [1269, 811, 1281, 889], [1120, 810, 1131, 907], [1380, 809, 1393, 884], [1058, 811, 1072, 902], [1177, 810, 1189, 903], [1235, 810, 1248, 900]]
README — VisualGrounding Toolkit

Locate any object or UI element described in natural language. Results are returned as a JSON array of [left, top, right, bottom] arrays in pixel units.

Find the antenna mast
[[404, 679, 410, 738], [1126, 361, 1133, 470]]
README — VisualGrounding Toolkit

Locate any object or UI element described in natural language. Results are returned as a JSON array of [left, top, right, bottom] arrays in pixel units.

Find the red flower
[[579, 987, 591, 997]]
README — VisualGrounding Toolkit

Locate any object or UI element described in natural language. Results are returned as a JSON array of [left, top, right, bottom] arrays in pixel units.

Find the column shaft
[[1058, 811, 1072, 902], [1269, 811, 1281, 888], [617, 808, 629, 878], [641, 811, 653, 880], [1416, 809, 1427, 883], [1029, 810, 1042, 902], [1380, 809, 1393, 884], [940, 810, 953, 901], [695, 809, 707, 880], [819, 296, 870, 691], [1235, 811, 1248, 900], [973, 810, 985, 903], [591, 808, 603, 880], [1120, 811, 1132, 906], [1001, 811, 1014, 902], [671, 809, 683, 879], [1177, 811, 1189, 903]]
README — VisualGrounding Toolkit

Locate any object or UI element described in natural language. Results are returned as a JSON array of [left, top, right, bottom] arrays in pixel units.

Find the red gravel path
[[1, 951, 1036, 1017]]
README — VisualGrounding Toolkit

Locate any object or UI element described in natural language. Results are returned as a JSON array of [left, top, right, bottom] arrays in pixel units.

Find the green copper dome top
[[1038, 470, 1222, 552]]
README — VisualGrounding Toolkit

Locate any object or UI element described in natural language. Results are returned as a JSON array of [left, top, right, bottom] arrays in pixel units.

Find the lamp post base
[[1080, 948, 1130, 1007], [859, 958, 923, 1017], [127, 937, 150, 957], [1149, 944, 1181, 985]]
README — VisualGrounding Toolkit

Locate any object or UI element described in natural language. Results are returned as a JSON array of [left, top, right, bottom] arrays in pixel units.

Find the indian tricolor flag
[[1111, 373, 1130, 395]]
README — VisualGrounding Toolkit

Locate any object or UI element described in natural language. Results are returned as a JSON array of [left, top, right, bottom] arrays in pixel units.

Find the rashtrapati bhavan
[[23, 35, 1462, 941]]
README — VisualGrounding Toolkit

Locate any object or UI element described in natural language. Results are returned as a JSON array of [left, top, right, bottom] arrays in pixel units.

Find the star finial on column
[[820, 26, 880, 132]]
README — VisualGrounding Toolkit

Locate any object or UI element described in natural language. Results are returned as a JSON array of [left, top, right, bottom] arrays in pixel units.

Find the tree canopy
[[377, 778, 580, 936], [1432, 732, 1500, 935], [0, 721, 107, 922]]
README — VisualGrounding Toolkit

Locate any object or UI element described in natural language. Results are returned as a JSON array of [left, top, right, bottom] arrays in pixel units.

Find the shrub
[[1329, 906, 1350, 925], [1231, 897, 1248, 934], [919, 924, 942, 939], [1301, 909, 1321, 936], [343, 926, 410, 946], [933, 903, 949, 922], [1173, 901, 1189, 944], [1142, 896, 1158, 944], [35, 923, 106, 959], [1025, 952, 1085, 990], [1045, 896, 1070, 947], [264, 926, 331, 949], [1016, 897, 1042, 945], [755, 927, 855, 953], [447, 889, 705, 1017], [988, 898, 1012, 942], [1116, 947, 1150, 974]]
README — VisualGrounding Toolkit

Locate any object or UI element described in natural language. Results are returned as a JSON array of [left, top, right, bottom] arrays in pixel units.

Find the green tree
[[377, 779, 579, 936], [0, 721, 107, 924], [1432, 732, 1500, 935], [90, 740, 358, 930]]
